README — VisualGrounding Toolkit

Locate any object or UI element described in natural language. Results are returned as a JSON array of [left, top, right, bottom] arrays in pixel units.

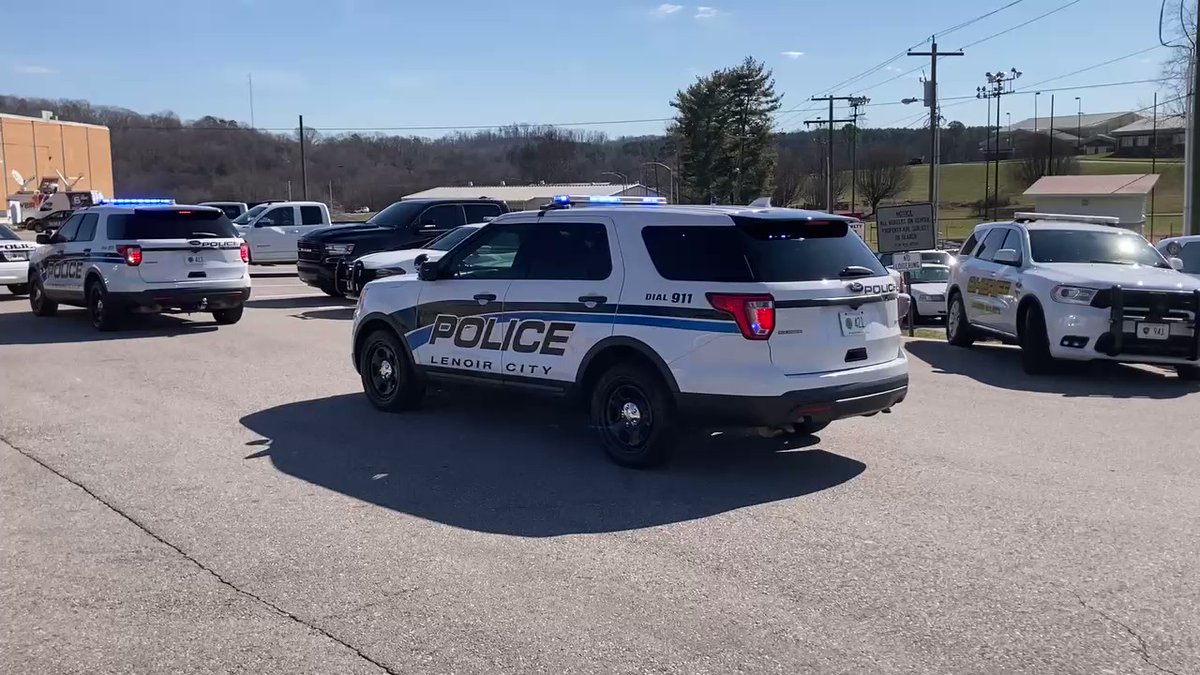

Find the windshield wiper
[[1087, 259, 1135, 265], [838, 265, 876, 278]]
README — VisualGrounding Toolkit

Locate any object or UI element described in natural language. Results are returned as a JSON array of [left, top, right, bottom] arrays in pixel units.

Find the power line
[[1018, 45, 1163, 90], [957, 0, 1084, 49]]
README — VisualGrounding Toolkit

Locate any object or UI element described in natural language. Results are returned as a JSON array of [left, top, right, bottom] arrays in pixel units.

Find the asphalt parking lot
[[2, 267, 1198, 675]]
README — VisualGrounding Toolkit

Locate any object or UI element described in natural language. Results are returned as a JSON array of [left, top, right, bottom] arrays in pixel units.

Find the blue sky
[[2, 0, 1179, 138]]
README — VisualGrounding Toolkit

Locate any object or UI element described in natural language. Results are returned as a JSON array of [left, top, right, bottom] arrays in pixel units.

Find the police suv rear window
[[107, 210, 239, 240], [642, 220, 887, 283]]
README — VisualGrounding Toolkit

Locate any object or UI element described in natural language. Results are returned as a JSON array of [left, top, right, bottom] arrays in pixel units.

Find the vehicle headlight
[[373, 266, 405, 278], [325, 243, 354, 256], [1051, 285, 1098, 305]]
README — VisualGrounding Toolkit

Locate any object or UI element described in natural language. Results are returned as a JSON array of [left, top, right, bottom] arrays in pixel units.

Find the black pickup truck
[[296, 198, 509, 296]]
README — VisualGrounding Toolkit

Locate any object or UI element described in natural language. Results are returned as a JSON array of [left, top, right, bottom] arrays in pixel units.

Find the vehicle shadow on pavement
[[0, 308, 217, 345], [245, 296, 353, 310], [239, 392, 865, 537], [907, 340, 1200, 399], [290, 307, 355, 321]]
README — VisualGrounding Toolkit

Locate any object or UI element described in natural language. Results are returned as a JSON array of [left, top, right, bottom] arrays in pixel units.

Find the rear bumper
[[108, 287, 250, 313], [675, 373, 909, 428], [0, 261, 29, 284]]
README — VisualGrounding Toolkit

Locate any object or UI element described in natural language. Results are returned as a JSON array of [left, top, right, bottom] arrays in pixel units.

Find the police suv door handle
[[473, 293, 496, 305], [578, 294, 607, 307]]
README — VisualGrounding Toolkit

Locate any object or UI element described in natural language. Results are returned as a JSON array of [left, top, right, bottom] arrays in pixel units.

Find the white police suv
[[945, 213, 1200, 379], [27, 199, 251, 330], [1, 224, 36, 295], [351, 195, 908, 467]]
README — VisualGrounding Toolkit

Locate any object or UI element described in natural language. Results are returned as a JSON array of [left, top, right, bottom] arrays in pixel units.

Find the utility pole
[[1152, 91, 1159, 240], [1048, 95, 1056, 177], [848, 96, 870, 214], [298, 114, 308, 200], [805, 95, 854, 212], [248, 74, 255, 129], [1187, 24, 1199, 236], [909, 39, 962, 241], [977, 68, 1022, 220]]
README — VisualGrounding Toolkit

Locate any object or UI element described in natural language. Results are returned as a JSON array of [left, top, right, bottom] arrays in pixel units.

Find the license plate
[[1136, 322, 1169, 341], [186, 255, 204, 264], [839, 310, 867, 336]]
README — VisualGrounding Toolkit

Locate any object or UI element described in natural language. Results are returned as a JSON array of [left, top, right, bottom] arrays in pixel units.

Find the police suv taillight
[[239, 241, 249, 263], [707, 293, 775, 340], [116, 244, 142, 266]]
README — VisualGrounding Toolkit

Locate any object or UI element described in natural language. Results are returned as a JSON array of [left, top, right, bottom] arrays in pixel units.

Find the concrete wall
[[0, 115, 113, 197], [1032, 195, 1148, 233]]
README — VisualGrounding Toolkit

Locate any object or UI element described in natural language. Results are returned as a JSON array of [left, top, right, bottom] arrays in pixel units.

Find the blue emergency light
[[550, 195, 667, 206], [100, 198, 176, 206]]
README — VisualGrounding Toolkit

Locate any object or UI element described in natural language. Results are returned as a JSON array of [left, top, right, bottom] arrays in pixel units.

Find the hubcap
[[368, 344, 399, 398], [604, 384, 652, 450], [379, 360, 394, 379], [948, 301, 961, 334]]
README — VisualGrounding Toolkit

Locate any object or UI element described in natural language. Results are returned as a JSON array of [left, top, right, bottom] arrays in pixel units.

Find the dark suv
[[296, 198, 508, 296]]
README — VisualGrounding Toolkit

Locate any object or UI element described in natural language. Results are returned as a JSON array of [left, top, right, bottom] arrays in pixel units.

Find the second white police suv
[[351, 195, 909, 467], [946, 212, 1200, 379], [26, 199, 251, 330]]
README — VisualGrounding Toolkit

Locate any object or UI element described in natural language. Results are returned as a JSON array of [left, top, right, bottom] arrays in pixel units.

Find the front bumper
[[108, 287, 251, 313], [1048, 287, 1200, 364], [297, 260, 338, 288], [675, 374, 908, 428]]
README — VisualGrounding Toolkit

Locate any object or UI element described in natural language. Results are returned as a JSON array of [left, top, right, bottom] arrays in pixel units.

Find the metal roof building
[[1022, 174, 1161, 232], [402, 182, 664, 211]]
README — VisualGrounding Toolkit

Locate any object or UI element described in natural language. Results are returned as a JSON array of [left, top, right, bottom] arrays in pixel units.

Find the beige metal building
[[1, 112, 114, 198]]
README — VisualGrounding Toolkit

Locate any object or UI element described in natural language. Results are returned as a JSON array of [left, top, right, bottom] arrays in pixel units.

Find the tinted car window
[[642, 220, 886, 283], [446, 226, 524, 280], [55, 214, 83, 241], [0, 225, 20, 241], [232, 204, 267, 225], [1179, 242, 1200, 273], [1029, 230, 1167, 267], [418, 205, 466, 231], [959, 232, 979, 257], [427, 226, 479, 251], [999, 229, 1025, 259], [368, 201, 423, 228], [516, 223, 611, 281], [464, 203, 503, 222], [300, 205, 324, 225], [107, 210, 239, 240], [210, 204, 243, 219], [974, 228, 1009, 261], [262, 207, 294, 226], [74, 213, 99, 242]]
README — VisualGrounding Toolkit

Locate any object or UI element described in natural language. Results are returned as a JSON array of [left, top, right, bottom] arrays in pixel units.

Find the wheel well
[[84, 271, 104, 293], [1016, 297, 1042, 338], [353, 318, 401, 371], [578, 345, 667, 400]]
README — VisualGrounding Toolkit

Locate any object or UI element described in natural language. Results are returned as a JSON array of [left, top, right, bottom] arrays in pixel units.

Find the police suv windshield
[[0, 225, 20, 240], [232, 205, 267, 225], [1029, 230, 1168, 268]]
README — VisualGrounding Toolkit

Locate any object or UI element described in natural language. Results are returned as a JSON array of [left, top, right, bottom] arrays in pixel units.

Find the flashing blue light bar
[[551, 194, 667, 206], [100, 198, 176, 206]]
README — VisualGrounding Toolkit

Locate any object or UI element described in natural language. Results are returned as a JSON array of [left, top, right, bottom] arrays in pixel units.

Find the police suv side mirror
[[993, 248, 1021, 266], [1168, 256, 1185, 271], [417, 260, 439, 281]]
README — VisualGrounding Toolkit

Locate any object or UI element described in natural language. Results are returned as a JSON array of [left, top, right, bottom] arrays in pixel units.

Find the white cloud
[[695, 6, 718, 18], [652, 3, 683, 17], [885, 65, 903, 73], [781, 51, 805, 59], [13, 65, 56, 75]]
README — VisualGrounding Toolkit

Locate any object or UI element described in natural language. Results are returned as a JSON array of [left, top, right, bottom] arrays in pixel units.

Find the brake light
[[707, 293, 775, 340], [116, 244, 142, 266], [239, 241, 249, 263]]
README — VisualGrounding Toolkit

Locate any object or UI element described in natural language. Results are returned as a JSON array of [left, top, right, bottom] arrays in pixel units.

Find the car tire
[[590, 364, 677, 469], [910, 303, 923, 326], [212, 305, 244, 325], [7, 283, 30, 296], [945, 292, 975, 347], [359, 329, 424, 412], [86, 280, 122, 332], [29, 277, 57, 317], [1019, 304, 1056, 375], [1176, 364, 1200, 381], [33, 222, 45, 233], [319, 283, 345, 298]]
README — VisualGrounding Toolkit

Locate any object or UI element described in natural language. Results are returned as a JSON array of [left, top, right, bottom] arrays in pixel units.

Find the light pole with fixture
[[1075, 96, 1082, 151], [641, 162, 675, 203], [977, 68, 1022, 220], [600, 171, 628, 192]]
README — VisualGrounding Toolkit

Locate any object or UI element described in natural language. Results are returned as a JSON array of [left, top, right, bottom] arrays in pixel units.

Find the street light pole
[[1075, 96, 1082, 151], [977, 68, 1021, 220], [641, 162, 676, 203], [600, 171, 628, 191]]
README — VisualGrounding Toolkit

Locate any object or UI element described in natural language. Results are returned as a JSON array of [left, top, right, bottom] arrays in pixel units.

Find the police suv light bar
[[100, 198, 176, 206], [1013, 212, 1120, 226], [551, 194, 667, 206]]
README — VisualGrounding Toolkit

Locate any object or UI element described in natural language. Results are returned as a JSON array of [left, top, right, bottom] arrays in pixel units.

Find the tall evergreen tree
[[669, 58, 782, 204]]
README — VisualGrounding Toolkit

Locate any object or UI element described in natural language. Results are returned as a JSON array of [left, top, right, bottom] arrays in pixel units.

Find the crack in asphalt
[[1075, 594, 1182, 675], [2, 437, 402, 675]]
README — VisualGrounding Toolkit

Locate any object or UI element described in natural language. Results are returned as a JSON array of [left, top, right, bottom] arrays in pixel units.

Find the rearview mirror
[[417, 260, 439, 281], [993, 248, 1021, 266], [1169, 256, 1185, 271], [35, 233, 51, 245]]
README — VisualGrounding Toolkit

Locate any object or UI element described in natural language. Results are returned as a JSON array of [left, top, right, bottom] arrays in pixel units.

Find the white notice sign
[[876, 203, 935, 253], [893, 252, 923, 271]]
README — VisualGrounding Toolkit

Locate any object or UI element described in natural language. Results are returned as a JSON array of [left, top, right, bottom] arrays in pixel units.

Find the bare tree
[[1160, 0, 1196, 114], [1011, 134, 1079, 187], [855, 148, 911, 215]]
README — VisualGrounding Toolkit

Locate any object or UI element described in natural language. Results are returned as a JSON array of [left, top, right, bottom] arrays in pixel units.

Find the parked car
[[231, 201, 337, 264], [905, 264, 950, 323], [339, 223, 484, 298], [297, 198, 509, 297], [201, 201, 249, 219], [1157, 235, 1200, 278]]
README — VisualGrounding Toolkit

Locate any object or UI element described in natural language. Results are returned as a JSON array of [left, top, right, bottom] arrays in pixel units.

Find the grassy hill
[[866, 156, 1185, 245]]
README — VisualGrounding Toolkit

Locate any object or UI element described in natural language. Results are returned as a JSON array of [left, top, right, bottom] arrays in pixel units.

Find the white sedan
[[339, 223, 483, 297], [905, 264, 951, 323]]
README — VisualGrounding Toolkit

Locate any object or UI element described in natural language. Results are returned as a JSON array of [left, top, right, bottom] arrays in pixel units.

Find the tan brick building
[[1, 112, 113, 198]]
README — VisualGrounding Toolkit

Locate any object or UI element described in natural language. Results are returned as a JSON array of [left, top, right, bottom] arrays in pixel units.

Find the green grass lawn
[[867, 158, 1187, 244]]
